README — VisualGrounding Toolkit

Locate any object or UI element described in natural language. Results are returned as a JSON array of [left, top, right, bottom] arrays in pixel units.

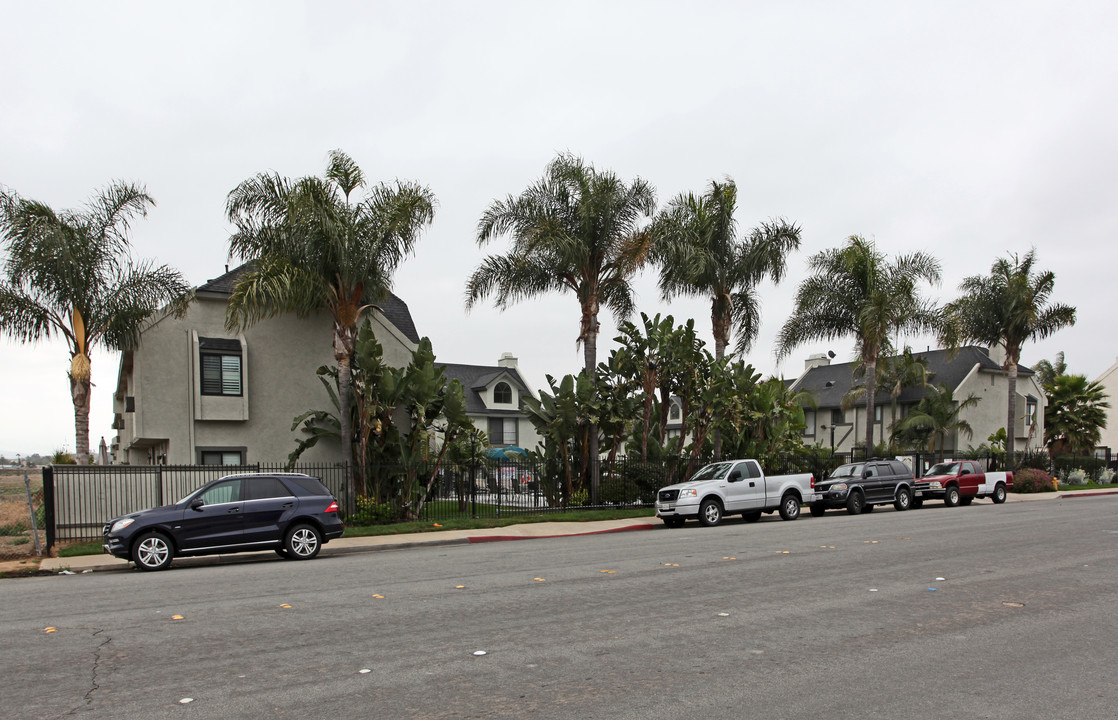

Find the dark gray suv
[[810, 460, 915, 516], [103, 473, 344, 571]]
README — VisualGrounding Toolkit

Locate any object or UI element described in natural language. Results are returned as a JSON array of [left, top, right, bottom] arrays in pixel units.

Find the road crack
[[60, 628, 111, 717]]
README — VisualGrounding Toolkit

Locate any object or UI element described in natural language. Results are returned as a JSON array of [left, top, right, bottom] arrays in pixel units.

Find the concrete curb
[[39, 520, 660, 574]]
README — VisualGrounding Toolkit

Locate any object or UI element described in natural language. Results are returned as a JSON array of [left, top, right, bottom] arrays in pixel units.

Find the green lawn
[[344, 507, 655, 537]]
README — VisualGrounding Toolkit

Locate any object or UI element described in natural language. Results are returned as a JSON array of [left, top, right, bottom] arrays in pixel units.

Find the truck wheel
[[662, 517, 685, 528], [959, 496, 973, 506], [698, 499, 723, 527], [742, 510, 762, 523], [893, 487, 912, 512], [809, 503, 827, 517], [992, 483, 1007, 504], [846, 491, 865, 515], [778, 494, 801, 521], [944, 486, 961, 507]]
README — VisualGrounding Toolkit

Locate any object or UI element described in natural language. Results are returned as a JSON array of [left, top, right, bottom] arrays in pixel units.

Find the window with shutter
[[199, 337, 243, 397]]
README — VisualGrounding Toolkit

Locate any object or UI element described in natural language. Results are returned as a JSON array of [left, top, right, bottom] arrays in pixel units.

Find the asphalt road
[[3, 496, 1116, 720]]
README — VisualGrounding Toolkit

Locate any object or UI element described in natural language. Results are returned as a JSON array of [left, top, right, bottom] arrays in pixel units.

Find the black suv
[[103, 473, 345, 571], [810, 459, 915, 516]]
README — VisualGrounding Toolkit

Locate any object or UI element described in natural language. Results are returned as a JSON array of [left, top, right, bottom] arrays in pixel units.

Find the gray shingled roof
[[437, 362, 532, 415], [197, 262, 420, 344], [792, 346, 1036, 408]]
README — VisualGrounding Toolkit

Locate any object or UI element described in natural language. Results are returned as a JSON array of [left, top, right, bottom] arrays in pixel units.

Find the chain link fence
[[0, 469, 46, 562]]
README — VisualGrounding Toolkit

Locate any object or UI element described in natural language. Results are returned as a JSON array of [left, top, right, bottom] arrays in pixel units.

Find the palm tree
[[776, 236, 942, 455], [1044, 374, 1109, 455], [942, 249, 1076, 467], [653, 179, 801, 458], [893, 383, 980, 454], [0, 182, 190, 463], [1033, 351, 1067, 391], [225, 150, 437, 514], [842, 346, 929, 435], [466, 153, 656, 500]]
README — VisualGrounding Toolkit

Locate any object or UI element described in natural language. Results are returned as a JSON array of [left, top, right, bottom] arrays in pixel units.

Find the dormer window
[[494, 382, 512, 404], [669, 403, 681, 421]]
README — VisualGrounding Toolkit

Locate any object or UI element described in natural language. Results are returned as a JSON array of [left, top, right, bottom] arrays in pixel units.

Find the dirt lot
[[0, 469, 46, 561]]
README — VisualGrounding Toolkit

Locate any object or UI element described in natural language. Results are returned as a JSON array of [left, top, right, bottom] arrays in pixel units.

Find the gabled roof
[[793, 346, 1035, 408], [197, 262, 420, 344], [437, 362, 532, 415]]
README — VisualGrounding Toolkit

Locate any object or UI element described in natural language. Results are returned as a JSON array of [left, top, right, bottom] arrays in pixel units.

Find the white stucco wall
[[1094, 358, 1118, 452]]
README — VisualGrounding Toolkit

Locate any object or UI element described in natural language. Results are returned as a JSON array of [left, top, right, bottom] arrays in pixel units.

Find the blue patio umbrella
[[485, 446, 527, 459]]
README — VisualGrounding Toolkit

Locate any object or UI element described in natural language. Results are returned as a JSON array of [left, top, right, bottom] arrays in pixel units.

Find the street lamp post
[[821, 424, 835, 455]]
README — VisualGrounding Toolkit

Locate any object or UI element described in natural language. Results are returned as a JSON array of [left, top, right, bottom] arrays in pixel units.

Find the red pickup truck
[[913, 460, 1013, 508]]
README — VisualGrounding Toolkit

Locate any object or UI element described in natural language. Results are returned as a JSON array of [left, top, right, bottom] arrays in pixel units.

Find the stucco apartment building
[[112, 264, 422, 465], [436, 353, 540, 451], [789, 346, 1047, 457], [1094, 357, 1118, 455]]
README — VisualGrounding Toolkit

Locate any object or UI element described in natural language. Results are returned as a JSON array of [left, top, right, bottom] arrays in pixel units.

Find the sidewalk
[[36, 488, 1118, 574], [39, 516, 662, 574]]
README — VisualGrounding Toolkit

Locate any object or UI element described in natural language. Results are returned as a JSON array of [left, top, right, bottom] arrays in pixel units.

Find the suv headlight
[[678, 489, 698, 498], [829, 483, 848, 492], [110, 518, 134, 533]]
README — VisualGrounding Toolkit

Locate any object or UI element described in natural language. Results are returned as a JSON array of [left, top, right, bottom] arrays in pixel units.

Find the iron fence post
[[42, 466, 55, 555]]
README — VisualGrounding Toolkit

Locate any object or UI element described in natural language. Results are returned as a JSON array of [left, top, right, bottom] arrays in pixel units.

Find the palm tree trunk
[[71, 375, 91, 465], [712, 307, 729, 461], [584, 326, 600, 505], [864, 357, 878, 458], [335, 326, 357, 516], [1006, 361, 1018, 469]]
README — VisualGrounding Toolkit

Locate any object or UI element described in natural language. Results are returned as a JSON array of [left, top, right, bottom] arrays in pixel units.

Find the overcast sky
[[2, 1, 1116, 458]]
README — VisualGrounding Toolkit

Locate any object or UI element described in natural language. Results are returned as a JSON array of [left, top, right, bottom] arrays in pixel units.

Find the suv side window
[[864, 465, 879, 477], [890, 461, 911, 477], [199, 479, 242, 505], [246, 477, 294, 501]]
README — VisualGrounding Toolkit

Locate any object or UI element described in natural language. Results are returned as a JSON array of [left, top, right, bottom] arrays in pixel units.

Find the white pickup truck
[[655, 459, 817, 528]]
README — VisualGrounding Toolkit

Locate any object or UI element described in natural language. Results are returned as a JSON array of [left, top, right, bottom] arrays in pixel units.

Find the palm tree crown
[[225, 150, 437, 513], [776, 235, 941, 455], [1044, 374, 1109, 455], [942, 249, 1076, 466], [654, 179, 801, 358], [467, 153, 656, 374], [893, 383, 980, 454], [0, 181, 191, 462]]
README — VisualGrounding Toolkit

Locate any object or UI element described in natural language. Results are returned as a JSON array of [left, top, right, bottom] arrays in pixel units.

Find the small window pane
[[201, 355, 223, 395], [200, 479, 241, 505], [222, 356, 241, 395], [247, 477, 293, 500]]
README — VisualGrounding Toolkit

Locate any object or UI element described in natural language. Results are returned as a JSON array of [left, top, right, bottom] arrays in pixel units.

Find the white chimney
[[498, 352, 518, 369], [805, 352, 833, 371]]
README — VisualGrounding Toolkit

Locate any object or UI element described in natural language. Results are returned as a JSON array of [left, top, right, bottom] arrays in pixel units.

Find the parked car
[[811, 459, 915, 515], [103, 472, 344, 571], [655, 459, 817, 528], [914, 460, 1013, 507]]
